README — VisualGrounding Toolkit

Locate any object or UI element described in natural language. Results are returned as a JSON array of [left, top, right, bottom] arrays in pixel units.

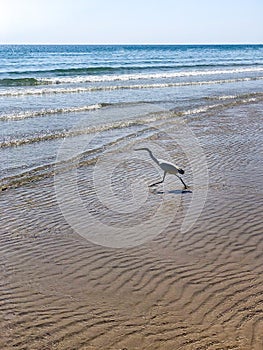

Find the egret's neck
[[147, 150, 159, 165]]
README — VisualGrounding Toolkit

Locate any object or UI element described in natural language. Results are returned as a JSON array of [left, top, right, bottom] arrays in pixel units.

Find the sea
[[0, 44, 263, 191]]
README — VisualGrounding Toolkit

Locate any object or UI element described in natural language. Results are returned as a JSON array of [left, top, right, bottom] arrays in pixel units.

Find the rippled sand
[[1, 102, 263, 349]]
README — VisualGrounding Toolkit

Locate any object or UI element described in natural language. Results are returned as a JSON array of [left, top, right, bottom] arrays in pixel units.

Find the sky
[[0, 0, 262, 44]]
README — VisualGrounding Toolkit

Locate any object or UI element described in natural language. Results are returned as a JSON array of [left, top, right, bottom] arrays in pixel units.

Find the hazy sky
[[1, 0, 262, 44]]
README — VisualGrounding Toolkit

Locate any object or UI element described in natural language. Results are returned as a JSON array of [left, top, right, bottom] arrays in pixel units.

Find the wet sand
[[1, 101, 263, 350]]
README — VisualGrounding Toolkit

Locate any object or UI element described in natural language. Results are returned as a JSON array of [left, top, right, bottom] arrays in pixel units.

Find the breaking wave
[[1, 67, 262, 87]]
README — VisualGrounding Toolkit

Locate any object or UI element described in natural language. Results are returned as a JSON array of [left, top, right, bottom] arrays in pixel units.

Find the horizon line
[[1, 42, 262, 46]]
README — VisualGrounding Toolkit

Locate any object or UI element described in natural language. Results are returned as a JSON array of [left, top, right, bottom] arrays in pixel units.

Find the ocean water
[[0, 44, 263, 190]]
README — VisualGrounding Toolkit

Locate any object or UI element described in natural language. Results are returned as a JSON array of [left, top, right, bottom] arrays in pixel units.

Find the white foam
[[0, 104, 102, 121], [217, 95, 238, 100], [38, 67, 263, 85], [0, 77, 261, 97]]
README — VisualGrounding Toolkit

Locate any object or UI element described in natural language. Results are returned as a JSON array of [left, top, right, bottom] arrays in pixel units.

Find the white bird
[[135, 147, 188, 189]]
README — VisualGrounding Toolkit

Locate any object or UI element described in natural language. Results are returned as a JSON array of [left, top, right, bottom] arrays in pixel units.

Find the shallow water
[[0, 45, 263, 189]]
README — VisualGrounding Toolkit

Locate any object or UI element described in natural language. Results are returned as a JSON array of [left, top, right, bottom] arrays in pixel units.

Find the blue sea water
[[0, 44, 263, 189]]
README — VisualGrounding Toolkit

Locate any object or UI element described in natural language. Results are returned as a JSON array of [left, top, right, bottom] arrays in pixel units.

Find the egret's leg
[[149, 171, 167, 187], [175, 174, 188, 189]]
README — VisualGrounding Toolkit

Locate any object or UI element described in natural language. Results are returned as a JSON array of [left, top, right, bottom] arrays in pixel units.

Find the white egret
[[135, 147, 188, 189]]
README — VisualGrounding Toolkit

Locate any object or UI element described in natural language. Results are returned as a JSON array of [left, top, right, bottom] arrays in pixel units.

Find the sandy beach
[[1, 98, 262, 350]]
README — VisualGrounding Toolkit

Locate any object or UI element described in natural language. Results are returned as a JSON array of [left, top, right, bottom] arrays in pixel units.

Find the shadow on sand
[[152, 188, 193, 195]]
